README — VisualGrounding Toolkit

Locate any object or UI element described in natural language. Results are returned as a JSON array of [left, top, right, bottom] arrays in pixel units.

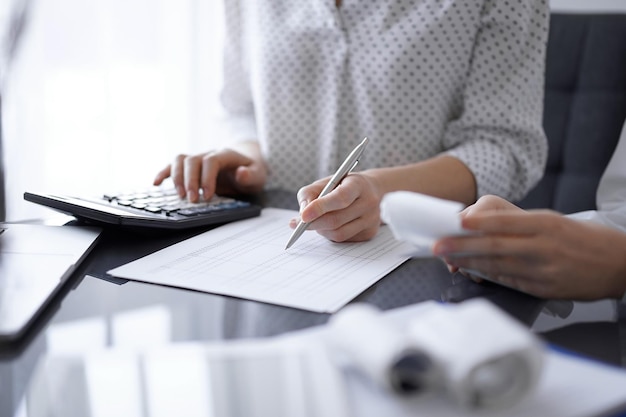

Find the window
[[3, 0, 223, 221]]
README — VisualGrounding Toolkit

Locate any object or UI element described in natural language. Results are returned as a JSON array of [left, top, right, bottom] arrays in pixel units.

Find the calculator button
[[178, 206, 221, 216]]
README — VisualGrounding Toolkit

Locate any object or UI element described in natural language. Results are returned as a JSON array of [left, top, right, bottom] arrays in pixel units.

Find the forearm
[[440, 0, 549, 201], [363, 155, 477, 205], [608, 234, 626, 301]]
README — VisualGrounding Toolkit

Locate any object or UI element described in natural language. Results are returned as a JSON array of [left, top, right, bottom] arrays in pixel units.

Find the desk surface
[[1, 190, 624, 417]]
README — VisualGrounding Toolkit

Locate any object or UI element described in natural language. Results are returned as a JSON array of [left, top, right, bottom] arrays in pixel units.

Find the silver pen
[[285, 137, 370, 250]]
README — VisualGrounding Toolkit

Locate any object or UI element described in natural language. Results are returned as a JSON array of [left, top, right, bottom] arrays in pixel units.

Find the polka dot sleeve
[[218, 0, 258, 145], [443, 0, 549, 201]]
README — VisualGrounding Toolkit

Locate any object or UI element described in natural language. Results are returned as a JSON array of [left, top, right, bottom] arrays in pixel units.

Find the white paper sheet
[[380, 191, 470, 257], [107, 208, 413, 313]]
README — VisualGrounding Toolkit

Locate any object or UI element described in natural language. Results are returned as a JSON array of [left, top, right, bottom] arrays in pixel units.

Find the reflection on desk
[[15, 302, 626, 417], [24, 340, 349, 417], [0, 258, 547, 417]]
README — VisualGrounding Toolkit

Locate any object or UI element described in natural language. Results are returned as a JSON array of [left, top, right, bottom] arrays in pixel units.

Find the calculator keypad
[[103, 188, 252, 217]]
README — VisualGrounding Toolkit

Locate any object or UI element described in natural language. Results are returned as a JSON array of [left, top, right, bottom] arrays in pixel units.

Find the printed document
[[107, 208, 413, 313]]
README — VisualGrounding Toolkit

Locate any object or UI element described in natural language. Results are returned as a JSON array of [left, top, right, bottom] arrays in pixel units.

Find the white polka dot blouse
[[219, 0, 549, 201]]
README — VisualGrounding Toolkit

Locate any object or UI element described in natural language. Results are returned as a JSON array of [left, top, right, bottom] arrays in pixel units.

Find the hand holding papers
[[380, 191, 470, 256], [380, 191, 520, 286]]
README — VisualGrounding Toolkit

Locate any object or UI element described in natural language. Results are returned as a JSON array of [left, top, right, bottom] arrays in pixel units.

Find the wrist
[[619, 257, 626, 303], [613, 246, 626, 302]]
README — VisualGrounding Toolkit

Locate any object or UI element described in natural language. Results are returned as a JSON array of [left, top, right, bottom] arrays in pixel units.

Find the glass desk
[[1, 190, 624, 417]]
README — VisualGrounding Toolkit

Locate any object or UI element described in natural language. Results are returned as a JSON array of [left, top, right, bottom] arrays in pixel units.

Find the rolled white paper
[[326, 303, 440, 395], [407, 299, 545, 410], [380, 191, 469, 256]]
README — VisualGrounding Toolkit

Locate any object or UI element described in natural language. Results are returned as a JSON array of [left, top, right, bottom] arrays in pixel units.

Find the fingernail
[[187, 189, 197, 202], [176, 185, 185, 198]]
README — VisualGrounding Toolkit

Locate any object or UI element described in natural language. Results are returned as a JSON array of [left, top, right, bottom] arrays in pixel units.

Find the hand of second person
[[459, 194, 524, 218], [153, 144, 267, 203], [433, 207, 626, 300], [441, 195, 527, 276], [290, 172, 383, 242]]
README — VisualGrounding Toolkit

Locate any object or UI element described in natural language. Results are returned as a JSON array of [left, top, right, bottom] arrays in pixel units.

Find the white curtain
[[3, 0, 224, 221]]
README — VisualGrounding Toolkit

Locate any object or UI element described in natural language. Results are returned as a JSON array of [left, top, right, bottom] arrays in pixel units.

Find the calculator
[[24, 187, 262, 230]]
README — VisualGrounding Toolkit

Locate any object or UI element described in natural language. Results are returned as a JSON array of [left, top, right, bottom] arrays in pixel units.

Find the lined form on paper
[[107, 208, 413, 313]]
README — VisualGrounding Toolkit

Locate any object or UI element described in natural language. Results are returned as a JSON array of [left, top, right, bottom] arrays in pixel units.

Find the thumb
[[234, 164, 266, 192], [296, 180, 327, 213]]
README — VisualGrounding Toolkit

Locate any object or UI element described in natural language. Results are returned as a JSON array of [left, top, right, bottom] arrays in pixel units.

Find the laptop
[[0, 222, 101, 343]]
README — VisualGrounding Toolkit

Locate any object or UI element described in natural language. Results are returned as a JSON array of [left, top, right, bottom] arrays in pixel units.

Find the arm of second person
[[433, 210, 626, 301]]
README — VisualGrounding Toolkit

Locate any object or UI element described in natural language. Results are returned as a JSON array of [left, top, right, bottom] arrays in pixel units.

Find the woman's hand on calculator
[[153, 141, 267, 203]]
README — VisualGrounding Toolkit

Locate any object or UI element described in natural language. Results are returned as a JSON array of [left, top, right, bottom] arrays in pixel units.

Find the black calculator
[[24, 187, 262, 230]]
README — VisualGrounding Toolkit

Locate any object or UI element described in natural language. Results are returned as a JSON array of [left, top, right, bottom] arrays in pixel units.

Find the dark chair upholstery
[[517, 13, 626, 214]]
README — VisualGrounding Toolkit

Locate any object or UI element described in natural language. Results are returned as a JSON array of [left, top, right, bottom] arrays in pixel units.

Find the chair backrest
[[517, 13, 626, 214]]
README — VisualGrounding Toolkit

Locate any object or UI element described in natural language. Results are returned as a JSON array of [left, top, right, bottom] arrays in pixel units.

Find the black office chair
[[516, 13, 626, 365], [517, 13, 626, 214]]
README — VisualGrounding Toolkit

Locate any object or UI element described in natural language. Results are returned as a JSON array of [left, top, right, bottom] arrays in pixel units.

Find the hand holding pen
[[285, 138, 368, 249]]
